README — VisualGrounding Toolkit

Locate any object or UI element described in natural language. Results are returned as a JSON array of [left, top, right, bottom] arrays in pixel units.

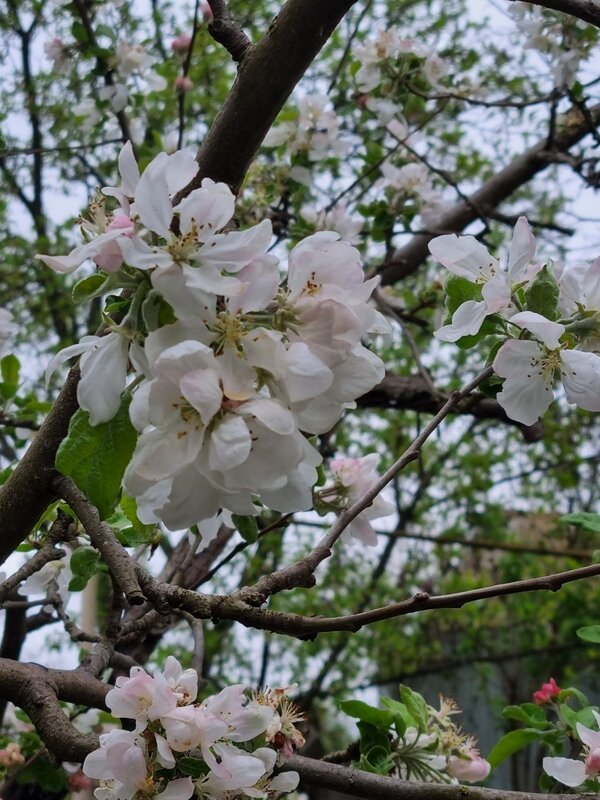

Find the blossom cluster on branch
[[38, 143, 387, 533], [430, 217, 600, 425], [81, 656, 302, 800]]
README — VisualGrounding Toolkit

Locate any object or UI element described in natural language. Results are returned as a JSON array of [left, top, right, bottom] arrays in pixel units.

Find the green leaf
[[502, 703, 549, 727], [444, 275, 482, 315], [577, 625, 600, 643], [56, 395, 137, 520], [399, 685, 429, 732], [0, 354, 20, 399], [357, 721, 391, 757], [177, 757, 208, 778], [231, 514, 259, 543], [117, 495, 157, 546], [340, 700, 395, 729], [17, 757, 68, 792], [71, 20, 88, 43], [561, 512, 600, 533], [68, 545, 100, 591], [524, 265, 560, 321], [487, 729, 545, 768], [72, 273, 111, 304]]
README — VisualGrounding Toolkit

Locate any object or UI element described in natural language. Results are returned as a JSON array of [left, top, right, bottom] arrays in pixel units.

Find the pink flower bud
[[175, 75, 194, 93], [447, 755, 491, 783], [533, 677, 561, 705], [69, 772, 92, 792], [171, 35, 192, 54]]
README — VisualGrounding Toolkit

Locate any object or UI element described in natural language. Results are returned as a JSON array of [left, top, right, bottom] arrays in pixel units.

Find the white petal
[[119, 236, 174, 271], [179, 368, 223, 424], [508, 216, 536, 280], [118, 141, 141, 196], [78, 333, 129, 425], [194, 219, 272, 271], [543, 756, 587, 787], [174, 179, 234, 237], [561, 350, 600, 412], [164, 149, 198, 196], [45, 337, 98, 386], [282, 342, 333, 401], [482, 273, 511, 312], [240, 398, 296, 435], [269, 772, 300, 793], [434, 300, 488, 342], [209, 415, 251, 472], [428, 235, 498, 280], [154, 734, 176, 770], [155, 778, 194, 800], [134, 152, 172, 237], [493, 340, 554, 425], [510, 311, 565, 349]]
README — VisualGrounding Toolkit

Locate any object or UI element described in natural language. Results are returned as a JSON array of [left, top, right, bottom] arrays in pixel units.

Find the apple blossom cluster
[[429, 217, 600, 425], [262, 94, 349, 166], [81, 657, 303, 800], [508, 2, 591, 88], [38, 143, 386, 531], [395, 695, 490, 785]]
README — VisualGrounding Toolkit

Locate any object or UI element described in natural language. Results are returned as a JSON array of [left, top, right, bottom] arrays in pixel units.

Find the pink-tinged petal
[[209, 415, 251, 472], [428, 235, 498, 280], [543, 756, 587, 787], [493, 340, 554, 425], [434, 300, 489, 342], [36, 229, 126, 274], [118, 141, 141, 196], [179, 368, 222, 424], [508, 216, 536, 281], [154, 734, 176, 770], [155, 777, 194, 800], [174, 179, 234, 236], [194, 219, 272, 271], [82, 748, 111, 780], [134, 152, 172, 237], [510, 311, 565, 349], [227, 255, 280, 314], [561, 350, 600, 412], [577, 718, 600, 750], [240, 399, 296, 436]]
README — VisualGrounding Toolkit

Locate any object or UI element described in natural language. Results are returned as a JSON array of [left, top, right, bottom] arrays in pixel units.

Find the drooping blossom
[[543, 710, 600, 787]]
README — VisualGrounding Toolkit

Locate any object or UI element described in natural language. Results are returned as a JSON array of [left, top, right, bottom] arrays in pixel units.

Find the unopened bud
[[175, 75, 194, 93], [171, 34, 192, 54]]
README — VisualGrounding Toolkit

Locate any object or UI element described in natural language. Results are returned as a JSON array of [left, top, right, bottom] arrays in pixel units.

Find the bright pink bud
[[175, 75, 194, 93], [447, 755, 491, 783], [171, 34, 192, 54], [533, 677, 561, 705]]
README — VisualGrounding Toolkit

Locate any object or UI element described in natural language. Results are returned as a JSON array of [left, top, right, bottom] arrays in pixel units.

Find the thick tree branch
[[358, 373, 543, 442], [379, 102, 600, 285], [506, 0, 600, 28], [175, 0, 359, 195], [287, 754, 598, 800]]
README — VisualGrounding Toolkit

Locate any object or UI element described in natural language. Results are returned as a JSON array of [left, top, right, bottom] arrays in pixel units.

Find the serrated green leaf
[[56, 395, 137, 520], [444, 275, 483, 315], [487, 729, 545, 768], [399, 685, 429, 732], [232, 514, 259, 543], [72, 273, 111, 304], [561, 512, 600, 533], [524, 265, 560, 321]]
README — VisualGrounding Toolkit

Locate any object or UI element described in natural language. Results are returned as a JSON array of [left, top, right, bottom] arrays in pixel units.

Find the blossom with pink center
[[105, 665, 177, 730], [328, 454, 395, 546], [543, 709, 600, 787]]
